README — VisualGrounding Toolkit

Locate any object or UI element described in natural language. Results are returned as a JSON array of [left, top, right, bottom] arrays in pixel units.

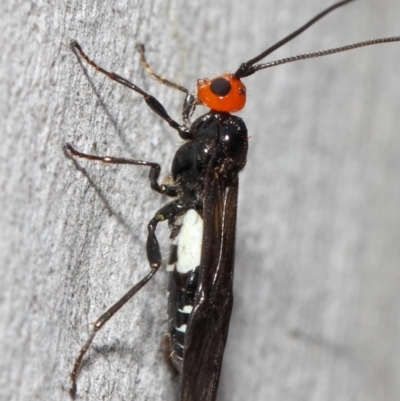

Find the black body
[[165, 112, 248, 399], [66, 108, 248, 401]]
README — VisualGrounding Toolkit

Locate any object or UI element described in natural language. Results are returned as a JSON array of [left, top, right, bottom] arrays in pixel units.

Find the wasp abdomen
[[167, 209, 203, 368]]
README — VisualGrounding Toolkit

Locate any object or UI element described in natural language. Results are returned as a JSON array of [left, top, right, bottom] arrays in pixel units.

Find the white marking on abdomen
[[175, 209, 203, 274], [178, 305, 193, 314], [176, 324, 187, 333]]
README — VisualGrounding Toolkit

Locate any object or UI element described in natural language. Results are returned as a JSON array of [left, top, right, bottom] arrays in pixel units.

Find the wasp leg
[[69, 268, 157, 399], [70, 200, 187, 399], [71, 41, 193, 140], [64, 143, 177, 197], [136, 43, 189, 94], [136, 44, 197, 127]]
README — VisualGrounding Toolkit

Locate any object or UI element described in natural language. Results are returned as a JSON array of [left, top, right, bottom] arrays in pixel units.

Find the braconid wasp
[[66, 0, 400, 400]]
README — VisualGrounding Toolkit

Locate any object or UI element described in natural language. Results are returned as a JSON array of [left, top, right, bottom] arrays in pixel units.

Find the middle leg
[[64, 143, 177, 196]]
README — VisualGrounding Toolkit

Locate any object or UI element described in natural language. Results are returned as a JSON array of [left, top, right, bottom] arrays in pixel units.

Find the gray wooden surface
[[1, 1, 399, 401]]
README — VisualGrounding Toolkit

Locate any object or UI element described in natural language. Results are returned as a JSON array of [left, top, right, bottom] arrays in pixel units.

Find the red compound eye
[[197, 73, 246, 112]]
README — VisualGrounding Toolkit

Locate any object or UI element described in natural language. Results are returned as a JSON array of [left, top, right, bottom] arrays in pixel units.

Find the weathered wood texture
[[1, 1, 399, 400]]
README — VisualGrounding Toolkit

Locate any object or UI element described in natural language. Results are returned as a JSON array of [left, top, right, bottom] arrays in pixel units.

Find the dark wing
[[179, 173, 239, 401]]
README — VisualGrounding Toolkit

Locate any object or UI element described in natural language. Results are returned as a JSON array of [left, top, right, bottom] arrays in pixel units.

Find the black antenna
[[235, 0, 356, 78], [248, 37, 400, 73]]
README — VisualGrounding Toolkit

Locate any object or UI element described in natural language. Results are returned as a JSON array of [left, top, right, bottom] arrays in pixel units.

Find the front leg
[[71, 41, 193, 140], [136, 44, 198, 127]]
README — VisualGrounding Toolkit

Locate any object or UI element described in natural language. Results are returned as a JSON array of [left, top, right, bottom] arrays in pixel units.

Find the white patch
[[166, 264, 175, 272], [176, 324, 187, 333], [178, 305, 193, 314], [175, 209, 203, 274]]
